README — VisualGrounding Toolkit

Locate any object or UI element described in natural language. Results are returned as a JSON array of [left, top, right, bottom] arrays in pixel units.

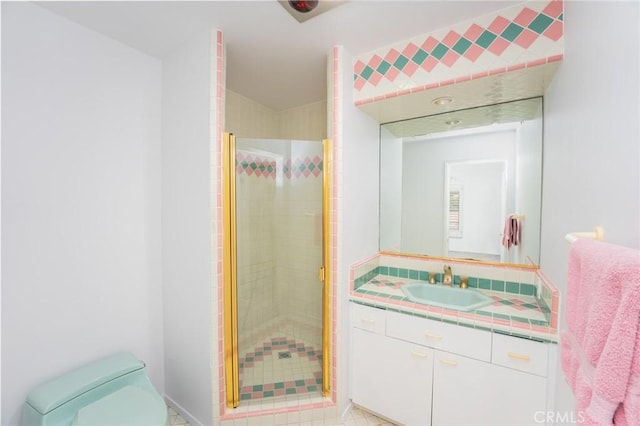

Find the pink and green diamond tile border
[[353, 0, 563, 104], [235, 152, 323, 179]]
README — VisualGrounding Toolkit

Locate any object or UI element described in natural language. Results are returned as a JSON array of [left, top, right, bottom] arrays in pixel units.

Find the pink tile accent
[[542, 0, 564, 19], [367, 54, 383, 69], [354, 60, 366, 74], [442, 30, 461, 47], [487, 15, 510, 35], [548, 53, 564, 62], [385, 67, 400, 82], [441, 50, 460, 67], [489, 66, 507, 76], [368, 71, 383, 86], [513, 7, 538, 27], [543, 20, 564, 42], [464, 23, 484, 42], [421, 36, 439, 53], [507, 62, 526, 72], [353, 77, 366, 92], [402, 61, 419, 77], [402, 43, 420, 58], [455, 74, 472, 83], [527, 58, 547, 67], [440, 78, 455, 87], [421, 56, 439, 72], [384, 48, 401, 64], [514, 28, 539, 49], [487, 37, 510, 56], [463, 44, 484, 62]]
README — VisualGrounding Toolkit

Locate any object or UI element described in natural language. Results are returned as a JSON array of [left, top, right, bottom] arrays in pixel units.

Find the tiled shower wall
[[236, 150, 278, 349], [226, 89, 327, 141], [274, 142, 324, 343]]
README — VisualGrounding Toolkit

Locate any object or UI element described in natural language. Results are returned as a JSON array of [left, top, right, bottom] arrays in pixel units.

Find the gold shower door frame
[[222, 133, 331, 408]]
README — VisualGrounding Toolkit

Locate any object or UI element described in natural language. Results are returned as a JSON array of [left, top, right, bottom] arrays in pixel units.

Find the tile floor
[[167, 405, 396, 425]]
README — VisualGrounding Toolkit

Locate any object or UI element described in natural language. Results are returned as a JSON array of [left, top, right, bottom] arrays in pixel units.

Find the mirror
[[380, 97, 542, 266]]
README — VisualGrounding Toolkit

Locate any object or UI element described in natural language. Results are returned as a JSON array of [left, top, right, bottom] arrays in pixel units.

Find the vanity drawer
[[386, 310, 491, 362], [350, 303, 386, 334], [492, 333, 549, 377]]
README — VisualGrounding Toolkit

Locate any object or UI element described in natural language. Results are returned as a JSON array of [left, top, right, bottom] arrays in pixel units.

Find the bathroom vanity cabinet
[[350, 303, 555, 426]]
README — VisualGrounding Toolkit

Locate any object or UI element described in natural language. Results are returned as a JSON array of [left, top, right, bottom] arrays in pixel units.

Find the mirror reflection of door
[[444, 160, 506, 262]]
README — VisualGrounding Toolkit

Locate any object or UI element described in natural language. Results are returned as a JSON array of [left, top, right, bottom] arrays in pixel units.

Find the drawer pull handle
[[360, 317, 376, 324], [507, 352, 531, 362], [424, 331, 443, 340], [411, 351, 428, 358], [439, 358, 458, 367]]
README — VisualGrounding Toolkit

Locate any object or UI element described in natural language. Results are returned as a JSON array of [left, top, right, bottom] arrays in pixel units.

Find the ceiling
[[36, 0, 519, 111]]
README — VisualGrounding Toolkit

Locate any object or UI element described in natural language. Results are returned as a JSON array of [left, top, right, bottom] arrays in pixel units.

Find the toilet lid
[[73, 386, 167, 426]]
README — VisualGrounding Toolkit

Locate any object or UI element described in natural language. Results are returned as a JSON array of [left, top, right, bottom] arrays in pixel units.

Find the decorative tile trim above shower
[[235, 152, 323, 179], [353, 0, 563, 105]]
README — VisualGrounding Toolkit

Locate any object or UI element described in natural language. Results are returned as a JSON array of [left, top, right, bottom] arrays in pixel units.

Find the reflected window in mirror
[[379, 97, 543, 267]]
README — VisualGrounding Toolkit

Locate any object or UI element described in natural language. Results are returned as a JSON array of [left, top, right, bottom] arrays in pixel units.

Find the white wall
[[337, 46, 380, 411], [161, 30, 215, 426], [541, 0, 639, 418], [1, 3, 163, 425]]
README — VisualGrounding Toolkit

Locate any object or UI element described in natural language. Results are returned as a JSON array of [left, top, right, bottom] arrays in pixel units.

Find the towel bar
[[565, 226, 604, 243]]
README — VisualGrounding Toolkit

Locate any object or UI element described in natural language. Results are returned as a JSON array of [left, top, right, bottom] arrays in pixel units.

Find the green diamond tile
[[393, 55, 409, 70], [558, 13, 563, 21], [476, 30, 498, 49], [412, 49, 429, 65], [528, 13, 554, 34], [285, 388, 297, 395], [452, 37, 472, 55], [376, 60, 392, 75], [252, 385, 263, 392], [360, 65, 374, 80], [501, 23, 524, 42], [430, 43, 449, 60]]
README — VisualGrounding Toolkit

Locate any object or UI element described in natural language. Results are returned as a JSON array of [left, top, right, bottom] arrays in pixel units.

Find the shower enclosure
[[223, 134, 330, 409]]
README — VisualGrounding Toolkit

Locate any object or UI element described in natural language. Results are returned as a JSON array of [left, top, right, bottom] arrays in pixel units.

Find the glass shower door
[[223, 134, 329, 408]]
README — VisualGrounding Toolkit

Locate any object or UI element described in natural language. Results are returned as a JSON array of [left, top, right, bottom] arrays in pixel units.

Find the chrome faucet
[[443, 264, 453, 285]]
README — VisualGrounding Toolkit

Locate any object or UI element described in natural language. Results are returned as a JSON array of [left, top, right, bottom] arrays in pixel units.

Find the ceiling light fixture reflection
[[432, 96, 454, 106]]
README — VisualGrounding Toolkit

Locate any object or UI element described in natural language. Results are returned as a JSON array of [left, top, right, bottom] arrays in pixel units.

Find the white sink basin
[[400, 282, 494, 312]]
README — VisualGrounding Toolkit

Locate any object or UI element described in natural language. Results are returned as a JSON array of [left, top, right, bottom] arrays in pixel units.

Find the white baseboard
[[164, 394, 202, 426]]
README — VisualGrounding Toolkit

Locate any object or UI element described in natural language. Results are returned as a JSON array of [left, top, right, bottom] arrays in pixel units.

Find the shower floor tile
[[239, 334, 322, 402]]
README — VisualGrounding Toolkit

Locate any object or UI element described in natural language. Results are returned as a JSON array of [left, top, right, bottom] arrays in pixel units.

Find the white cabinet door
[[432, 351, 547, 426], [352, 328, 433, 426]]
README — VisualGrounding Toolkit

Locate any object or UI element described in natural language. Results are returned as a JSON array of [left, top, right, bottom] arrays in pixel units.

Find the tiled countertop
[[351, 275, 558, 343]]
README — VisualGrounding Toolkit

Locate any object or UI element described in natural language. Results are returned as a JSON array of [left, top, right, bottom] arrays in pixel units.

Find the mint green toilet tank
[[22, 353, 168, 426]]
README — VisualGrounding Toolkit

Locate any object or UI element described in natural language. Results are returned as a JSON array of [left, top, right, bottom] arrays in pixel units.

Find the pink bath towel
[[501, 215, 521, 249], [561, 239, 640, 425]]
